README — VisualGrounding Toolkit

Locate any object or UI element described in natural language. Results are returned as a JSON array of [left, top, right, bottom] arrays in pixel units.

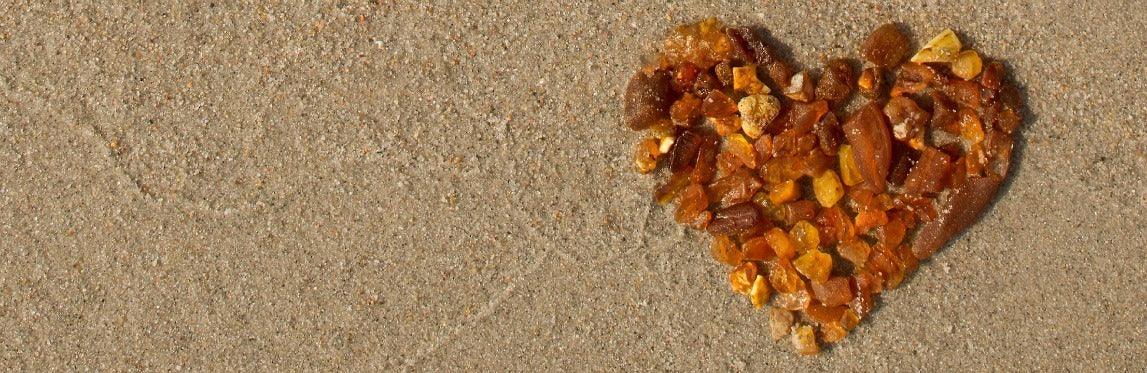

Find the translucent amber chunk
[[793, 249, 832, 283], [812, 170, 844, 207], [789, 220, 821, 252], [768, 180, 799, 205], [733, 64, 767, 94], [820, 322, 847, 343], [726, 134, 759, 169], [710, 234, 742, 266], [750, 275, 771, 308], [764, 227, 798, 260], [951, 50, 983, 80], [791, 325, 820, 355], [838, 144, 863, 187], [729, 262, 757, 295], [768, 257, 805, 293], [911, 29, 961, 63]]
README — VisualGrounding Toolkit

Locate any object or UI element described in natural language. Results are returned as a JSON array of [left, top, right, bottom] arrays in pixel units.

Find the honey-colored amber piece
[[812, 170, 845, 207], [776, 289, 811, 311], [729, 263, 756, 295], [891, 62, 937, 97], [741, 237, 775, 261], [670, 93, 702, 126], [815, 59, 854, 104], [733, 65, 768, 94], [840, 309, 861, 331], [805, 302, 847, 324], [789, 220, 821, 253], [842, 102, 892, 193], [769, 307, 795, 340], [793, 249, 832, 283], [861, 23, 910, 68], [783, 71, 815, 102], [701, 90, 739, 117], [911, 29, 961, 63], [726, 134, 760, 169], [634, 137, 661, 174], [958, 108, 985, 144], [750, 275, 771, 308], [768, 257, 805, 293], [768, 180, 799, 205], [662, 18, 734, 69], [857, 66, 885, 99], [791, 325, 820, 355], [707, 168, 762, 206], [674, 183, 708, 224], [709, 115, 742, 137], [837, 239, 871, 266], [951, 50, 983, 80], [710, 235, 742, 266], [811, 276, 853, 307], [820, 322, 848, 343], [838, 144, 863, 187]]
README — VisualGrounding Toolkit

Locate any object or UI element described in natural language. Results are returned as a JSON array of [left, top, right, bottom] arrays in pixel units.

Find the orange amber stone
[[793, 249, 832, 283], [670, 93, 702, 126], [768, 257, 805, 293], [674, 183, 708, 224], [701, 90, 739, 117], [662, 18, 734, 69], [837, 239, 872, 266], [861, 23, 910, 68], [820, 322, 848, 343], [741, 236, 776, 261], [750, 275, 771, 308], [710, 234, 742, 266], [776, 289, 812, 311], [805, 302, 847, 324], [789, 220, 821, 252], [726, 134, 760, 169], [764, 228, 797, 259], [811, 276, 853, 307], [729, 262, 758, 294]]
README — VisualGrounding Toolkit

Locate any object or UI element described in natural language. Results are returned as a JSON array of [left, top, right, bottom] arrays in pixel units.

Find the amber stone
[[790, 220, 821, 252], [726, 27, 794, 88], [783, 71, 816, 102], [861, 23, 911, 68], [654, 170, 692, 204], [674, 183, 709, 224], [670, 63, 701, 94], [929, 90, 961, 134], [634, 138, 661, 174], [741, 236, 775, 261], [884, 96, 930, 147], [837, 239, 871, 266], [911, 175, 1003, 259], [805, 302, 847, 324], [776, 289, 811, 311], [943, 80, 982, 110], [791, 325, 820, 355], [711, 234, 742, 266], [701, 90, 739, 117], [662, 18, 734, 69], [811, 276, 853, 307], [729, 262, 757, 294], [812, 170, 845, 208], [876, 217, 907, 249], [853, 209, 888, 234], [850, 273, 875, 315], [814, 112, 843, 156], [690, 136, 720, 184], [670, 130, 703, 172], [793, 249, 832, 283], [787, 100, 829, 135], [980, 61, 1004, 90], [694, 70, 722, 95], [765, 227, 798, 259], [784, 200, 818, 227], [727, 134, 760, 169], [769, 307, 795, 340], [904, 146, 953, 196], [707, 168, 762, 206], [857, 67, 886, 99], [707, 202, 765, 235], [714, 61, 734, 87], [815, 58, 855, 104], [623, 70, 674, 130], [843, 102, 892, 193], [890, 62, 936, 96], [669, 93, 702, 126], [768, 257, 805, 293], [820, 322, 848, 343], [750, 275, 771, 308]]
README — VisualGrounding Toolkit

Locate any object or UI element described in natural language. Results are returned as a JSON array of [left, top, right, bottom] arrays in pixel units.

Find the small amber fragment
[[943, 80, 982, 109], [701, 90, 738, 117], [709, 115, 742, 137], [820, 322, 848, 343], [737, 94, 780, 139], [634, 138, 661, 174], [776, 289, 812, 311], [690, 136, 720, 184], [729, 262, 757, 295], [958, 108, 985, 144], [891, 62, 937, 96], [733, 65, 768, 94], [765, 228, 797, 259], [840, 309, 861, 331], [789, 220, 821, 252], [857, 67, 885, 99], [837, 239, 871, 266], [707, 168, 762, 206], [842, 102, 892, 193], [769, 307, 795, 340], [768, 257, 805, 293], [854, 209, 888, 234], [812, 170, 845, 207], [710, 234, 742, 266], [930, 90, 961, 134], [707, 202, 765, 235], [791, 325, 820, 355], [726, 134, 760, 168], [623, 70, 673, 130], [951, 50, 983, 80], [884, 96, 930, 149], [670, 130, 703, 172], [861, 23, 911, 68], [814, 112, 843, 156], [811, 276, 853, 307], [980, 61, 1004, 90], [654, 170, 692, 204], [674, 183, 708, 224], [669, 93, 702, 126], [741, 237, 774, 261], [783, 200, 818, 227], [768, 179, 799, 205], [815, 58, 854, 104], [904, 146, 952, 196], [793, 249, 832, 283], [662, 18, 735, 69], [787, 100, 829, 135], [805, 302, 847, 324], [911, 29, 962, 63], [838, 144, 863, 187], [783, 71, 815, 102], [750, 275, 771, 308]]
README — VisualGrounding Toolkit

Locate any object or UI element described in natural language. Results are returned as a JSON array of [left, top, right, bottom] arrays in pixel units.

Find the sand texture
[[1, 1, 1145, 370]]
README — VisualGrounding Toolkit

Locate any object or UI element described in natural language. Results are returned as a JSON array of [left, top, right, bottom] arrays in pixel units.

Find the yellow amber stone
[[820, 322, 848, 343], [793, 249, 832, 283], [789, 220, 820, 252], [750, 275, 771, 308], [812, 170, 844, 207], [838, 144, 863, 186], [791, 325, 820, 355], [764, 227, 798, 259], [951, 50, 983, 80], [733, 64, 768, 94], [768, 179, 799, 205]]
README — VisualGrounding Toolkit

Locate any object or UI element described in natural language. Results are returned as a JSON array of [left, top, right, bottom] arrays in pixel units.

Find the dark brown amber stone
[[861, 23, 910, 68], [624, 70, 674, 130]]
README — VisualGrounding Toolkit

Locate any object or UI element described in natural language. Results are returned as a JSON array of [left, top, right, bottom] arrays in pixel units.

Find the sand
[[1, 1, 1144, 370]]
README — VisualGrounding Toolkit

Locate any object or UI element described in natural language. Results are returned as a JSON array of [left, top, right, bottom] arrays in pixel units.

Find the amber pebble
[[843, 102, 892, 193], [634, 138, 661, 174], [868, 246, 903, 289], [784, 200, 818, 227], [994, 100, 1023, 135], [715, 149, 744, 177], [783, 71, 815, 102], [727, 134, 760, 169], [794, 133, 818, 155], [727, 27, 794, 88], [711, 234, 742, 266], [876, 217, 907, 249], [741, 237, 775, 261], [708, 168, 762, 206], [853, 209, 888, 234], [729, 262, 757, 295], [769, 307, 795, 340], [805, 302, 847, 324], [815, 58, 855, 104], [709, 115, 742, 137], [814, 112, 843, 156], [654, 170, 693, 204], [862, 23, 910, 68], [838, 144, 863, 187], [793, 249, 832, 283], [984, 128, 1014, 178], [790, 220, 821, 252], [768, 179, 799, 205], [623, 70, 674, 130], [768, 257, 805, 293], [733, 64, 768, 94], [674, 183, 709, 224], [788, 100, 829, 135], [708, 202, 765, 235], [951, 50, 983, 80], [884, 96, 930, 149], [840, 309, 861, 331], [820, 322, 848, 343], [958, 108, 985, 144], [942, 80, 982, 110], [850, 273, 875, 315], [669, 93, 702, 126], [837, 239, 871, 266], [690, 136, 720, 184], [904, 146, 952, 196], [890, 62, 936, 97], [776, 289, 812, 311], [811, 276, 853, 307], [857, 67, 886, 99], [791, 325, 820, 355], [912, 175, 1002, 259], [750, 275, 772, 308], [966, 143, 987, 177], [812, 170, 845, 208], [701, 90, 738, 117], [662, 18, 734, 69], [670, 130, 703, 172], [980, 61, 1004, 90]]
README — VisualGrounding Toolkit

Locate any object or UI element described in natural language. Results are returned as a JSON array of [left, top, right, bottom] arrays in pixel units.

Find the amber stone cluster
[[623, 19, 1022, 355]]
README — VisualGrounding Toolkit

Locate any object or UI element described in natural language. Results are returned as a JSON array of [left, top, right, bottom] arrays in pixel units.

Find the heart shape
[[623, 19, 1022, 355]]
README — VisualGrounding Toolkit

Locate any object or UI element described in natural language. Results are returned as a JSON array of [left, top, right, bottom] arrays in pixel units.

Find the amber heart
[[623, 19, 1023, 355]]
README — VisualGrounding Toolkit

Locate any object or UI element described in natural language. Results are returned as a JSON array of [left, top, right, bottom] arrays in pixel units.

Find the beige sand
[[1, 1, 1144, 370]]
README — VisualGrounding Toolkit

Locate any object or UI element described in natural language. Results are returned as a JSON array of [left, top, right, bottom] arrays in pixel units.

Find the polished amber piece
[[951, 50, 983, 80], [624, 70, 673, 130], [634, 137, 661, 174], [815, 58, 854, 104], [791, 325, 820, 355], [750, 275, 771, 308], [793, 249, 832, 283], [811, 276, 853, 307], [741, 236, 775, 261], [769, 307, 795, 340], [789, 220, 821, 252], [861, 23, 910, 68], [674, 183, 708, 224], [843, 102, 891, 193], [711, 234, 742, 266], [768, 257, 805, 293], [729, 262, 757, 294], [662, 18, 734, 69], [812, 170, 845, 207]]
